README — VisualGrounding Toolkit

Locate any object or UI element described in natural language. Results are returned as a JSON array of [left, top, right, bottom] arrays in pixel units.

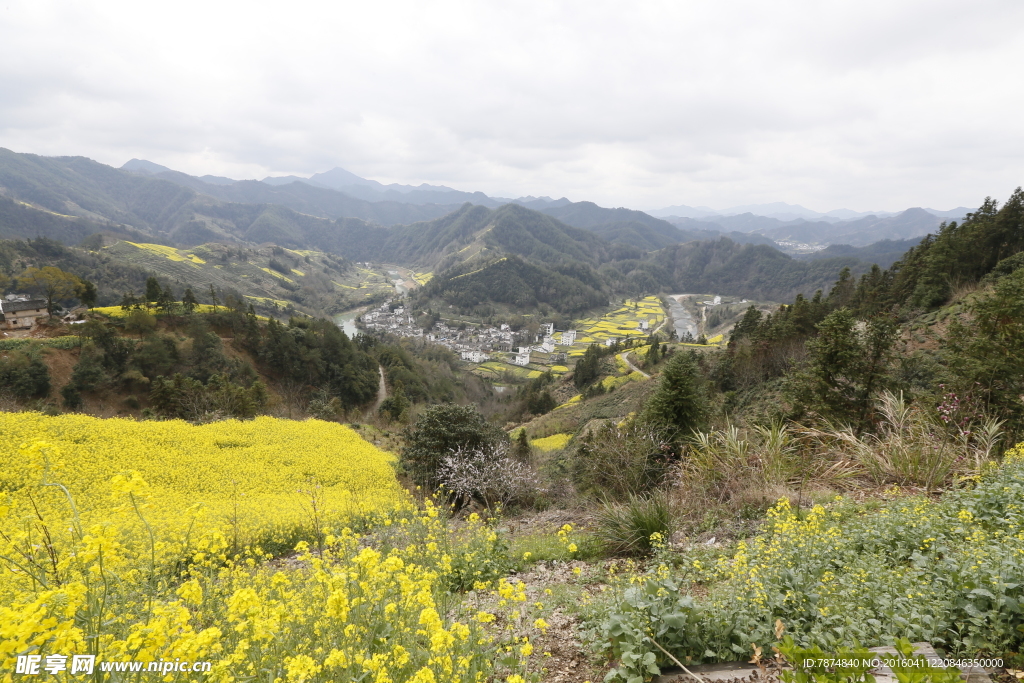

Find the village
[[356, 300, 656, 370], [357, 301, 573, 367]]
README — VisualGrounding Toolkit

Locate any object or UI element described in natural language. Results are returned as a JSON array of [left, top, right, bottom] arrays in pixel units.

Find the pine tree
[[76, 280, 98, 309], [946, 268, 1024, 433], [515, 428, 532, 461], [644, 335, 661, 368], [643, 350, 709, 435], [156, 285, 176, 313], [573, 344, 602, 388], [144, 277, 162, 308], [181, 288, 199, 314], [120, 291, 139, 312], [786, 308, 897, 430]]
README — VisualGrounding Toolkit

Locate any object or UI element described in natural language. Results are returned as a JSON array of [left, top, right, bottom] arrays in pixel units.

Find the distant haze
[[2, 1, 1023, 212]]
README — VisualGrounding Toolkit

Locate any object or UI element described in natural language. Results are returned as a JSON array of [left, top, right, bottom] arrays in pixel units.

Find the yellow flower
[[176, 579, 203, 605], [285, 654, 320, 681]]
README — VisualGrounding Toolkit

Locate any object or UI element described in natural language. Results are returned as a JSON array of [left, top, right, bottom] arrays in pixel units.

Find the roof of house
[[0, 299, 47, 314]]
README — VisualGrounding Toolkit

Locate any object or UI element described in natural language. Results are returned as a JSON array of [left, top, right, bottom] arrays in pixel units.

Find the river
[[333, 309, 362, 338], [665, 295, 699, 340]]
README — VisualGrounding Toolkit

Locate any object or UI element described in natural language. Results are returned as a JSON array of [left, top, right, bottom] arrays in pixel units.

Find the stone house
[[0, 298, 48, 330]]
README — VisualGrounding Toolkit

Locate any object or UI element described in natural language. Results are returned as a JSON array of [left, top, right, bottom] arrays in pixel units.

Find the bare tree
[[437, 443, 542, 510]]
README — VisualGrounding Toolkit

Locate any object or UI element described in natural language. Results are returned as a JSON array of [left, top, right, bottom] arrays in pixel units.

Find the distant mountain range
[[118, 157, 970, 249], [660, 208, 957, 248], [122, 158, 569, 211], [0, 147, 974, 267], [648, 201, 971, 224], [2, 147, 993, 312]]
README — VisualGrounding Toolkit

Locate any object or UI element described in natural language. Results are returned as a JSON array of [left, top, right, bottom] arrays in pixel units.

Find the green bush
[[572, 423, 674, 500], [401, 403, 507, 489], [594, 491, 674, 556], [0, 348, 50, 399]]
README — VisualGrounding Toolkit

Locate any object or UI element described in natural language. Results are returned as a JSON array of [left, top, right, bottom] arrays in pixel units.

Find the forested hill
[[539, 200, 778, 250], [0, 149, 458, 247], [419, 255, 608, 314], [834, 188, 1024, 313], [0, 195, 152, 244], [605, 238, 866, 302], [126, 168, 460, 224], [318, 203, 621, 269]]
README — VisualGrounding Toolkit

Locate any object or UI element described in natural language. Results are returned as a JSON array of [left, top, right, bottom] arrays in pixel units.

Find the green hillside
[[0, 236, 400, 316], [419, 255, 608, 315]]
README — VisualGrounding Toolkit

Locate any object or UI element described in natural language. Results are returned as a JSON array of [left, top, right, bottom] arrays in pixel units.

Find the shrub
[[149, 373, 269, 421], [124, 308, 157, 334], [0, 348, 50, 400], [60, 383, 82, 409], [436, 442, 542, 510], [401, 403, 507, 489], [572, 422, 674, 500], [594, 491, 674, 556], [68, 344, 109, 392]]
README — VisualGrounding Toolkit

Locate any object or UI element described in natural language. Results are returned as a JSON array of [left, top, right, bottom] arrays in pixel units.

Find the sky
[[1, 0, 1023, 213]]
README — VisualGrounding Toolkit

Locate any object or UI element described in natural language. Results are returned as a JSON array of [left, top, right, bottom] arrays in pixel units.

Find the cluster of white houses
[[356, 302, 578, 367], [0, 296, 48, 331]]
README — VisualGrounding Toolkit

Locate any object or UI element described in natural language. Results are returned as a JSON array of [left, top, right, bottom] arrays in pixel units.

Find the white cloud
[[1, 0, 1022, 211]]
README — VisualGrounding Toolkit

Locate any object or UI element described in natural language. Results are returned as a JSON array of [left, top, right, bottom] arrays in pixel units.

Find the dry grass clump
[[671, 391, 1003, 530], [805, 390, 1002, 491]]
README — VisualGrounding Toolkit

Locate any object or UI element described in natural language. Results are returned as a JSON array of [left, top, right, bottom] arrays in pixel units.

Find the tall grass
[[809, 391, 1002, 491], [681, 422, 858, 509], [594, 491, 674, 556]]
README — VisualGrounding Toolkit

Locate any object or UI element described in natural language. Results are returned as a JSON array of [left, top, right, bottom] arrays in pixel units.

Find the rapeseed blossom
[[0, 414, 543, 682]]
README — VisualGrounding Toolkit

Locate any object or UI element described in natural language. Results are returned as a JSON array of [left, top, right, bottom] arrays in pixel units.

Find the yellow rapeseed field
[[0, 415, 544, 682], [529, 434, 573, 452], [570, 296, 666, 355]]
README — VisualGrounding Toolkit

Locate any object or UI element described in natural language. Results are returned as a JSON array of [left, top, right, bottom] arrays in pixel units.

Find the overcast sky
[[2, 1, 1023, 212]]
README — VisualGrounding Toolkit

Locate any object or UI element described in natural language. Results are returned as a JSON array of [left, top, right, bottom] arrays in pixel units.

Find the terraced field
[[569, 296, 666, 355], [101, 241, 398, 314]]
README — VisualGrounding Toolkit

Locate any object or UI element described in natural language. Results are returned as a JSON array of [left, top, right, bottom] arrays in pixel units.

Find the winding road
[[619, 351, 650, 378]]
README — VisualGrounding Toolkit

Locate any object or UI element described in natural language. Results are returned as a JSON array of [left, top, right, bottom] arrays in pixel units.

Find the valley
[[2, 146, 1024, 683]]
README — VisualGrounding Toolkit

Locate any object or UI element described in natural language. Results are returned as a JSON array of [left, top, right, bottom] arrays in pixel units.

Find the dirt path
[[364, 366, 388, 418], [620, 351, 650, 378]]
